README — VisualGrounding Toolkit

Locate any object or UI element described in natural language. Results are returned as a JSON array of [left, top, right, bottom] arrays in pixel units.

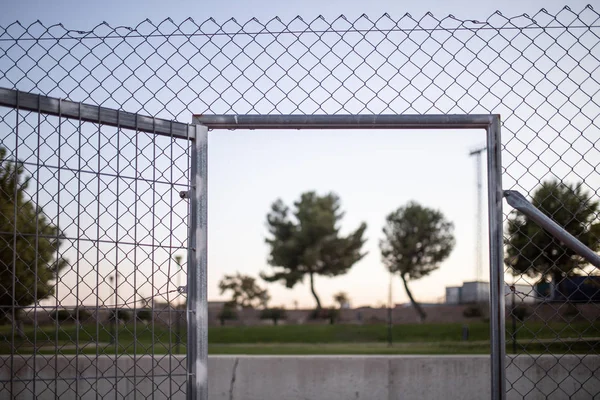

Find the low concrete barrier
[[0, 355, 597, 399]]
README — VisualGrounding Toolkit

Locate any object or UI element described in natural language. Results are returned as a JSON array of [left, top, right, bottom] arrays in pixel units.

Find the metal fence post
[[188, 124, 208, 400], [487, 115, 506, 400]]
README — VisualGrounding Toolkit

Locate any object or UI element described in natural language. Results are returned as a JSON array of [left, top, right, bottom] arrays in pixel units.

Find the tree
[[380, 201, 455, 322], [333, 291, 350, 309], [261, 191, 367, 310], [505, 179, 600, 284], [0, 147, 67, 326], [218, 272, 270, 309]]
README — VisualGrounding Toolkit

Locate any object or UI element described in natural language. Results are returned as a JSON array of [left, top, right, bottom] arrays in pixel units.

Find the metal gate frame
[[193, 113, 506, 400], [0, 87, 505, 400], [0, 87, 205, 400]]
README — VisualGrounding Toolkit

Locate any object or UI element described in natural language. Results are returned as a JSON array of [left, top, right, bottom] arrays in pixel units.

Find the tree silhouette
[[218, 272, 270, 309], [333, 291, 350, 308], [261, 191, 367, 310], [380, 201, 455, 322], [0, 147, 67, 326], [505, 179, 600, 284]]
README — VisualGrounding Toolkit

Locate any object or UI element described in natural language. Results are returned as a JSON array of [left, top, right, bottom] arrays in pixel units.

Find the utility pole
[[387, 269, 393, 347], [109, 272, 120, 345], [174, 255, 183, 354], [469, 146, 486, 283]]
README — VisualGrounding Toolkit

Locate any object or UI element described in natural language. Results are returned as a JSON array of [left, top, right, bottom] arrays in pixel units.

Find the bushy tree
[[380, 201, 455, 322], [262, 191, 367, 310], [218, 272, 270, 309], [505, 179, 600, 283], [333, 291, 350, 309], [0, 147, 67, 325]]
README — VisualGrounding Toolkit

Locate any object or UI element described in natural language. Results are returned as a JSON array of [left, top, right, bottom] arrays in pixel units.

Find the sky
[[0, 0, 591, 28], [1, 0, 597, 310]]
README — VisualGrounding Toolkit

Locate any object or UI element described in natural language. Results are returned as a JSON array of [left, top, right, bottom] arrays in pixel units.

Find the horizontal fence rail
[[0, 88, 196, 139]]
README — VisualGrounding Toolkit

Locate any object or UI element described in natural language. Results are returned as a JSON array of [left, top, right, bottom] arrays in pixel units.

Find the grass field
[[0, 321, 598, 355]]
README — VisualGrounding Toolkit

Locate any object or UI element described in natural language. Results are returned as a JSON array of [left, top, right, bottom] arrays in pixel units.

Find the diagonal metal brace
[[503, 190, 600, 270]]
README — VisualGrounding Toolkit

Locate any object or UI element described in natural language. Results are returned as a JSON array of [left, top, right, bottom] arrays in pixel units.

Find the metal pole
[[486, 116, 506, 400], [188, 124, 208, 400], [476, 150, 482, 282], [469, 147, 486, 282], [511, 286, 517, 354], [175, 256, 183, 354], [109, 275, 115, 345], [193, 114, 497, 130], [115, 271, 118, 324], [0, 87, 196, 139], [387, 271, 393, 347]]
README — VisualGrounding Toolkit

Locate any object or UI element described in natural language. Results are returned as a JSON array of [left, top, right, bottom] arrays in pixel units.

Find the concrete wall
[[1, 355, 598, 399]]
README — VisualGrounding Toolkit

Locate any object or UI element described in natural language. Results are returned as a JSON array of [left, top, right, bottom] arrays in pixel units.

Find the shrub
[[512, 305, 530, 322], [463, 305, 483, 319], [108, 309, 131, 323], [563, 303, 579, 320], [117, 310, 131, 322], [73, 308, 91, 322], [259, 308, 287, 325], [218, 305, 238, 326], [137, 309, 152, 322], [51, 309, 72, 322], [309, 307, 340, 324]]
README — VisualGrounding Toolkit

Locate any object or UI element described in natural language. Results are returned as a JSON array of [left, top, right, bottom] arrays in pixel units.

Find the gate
[[2, 6, 600, 399], [0, 88, 207, 399]]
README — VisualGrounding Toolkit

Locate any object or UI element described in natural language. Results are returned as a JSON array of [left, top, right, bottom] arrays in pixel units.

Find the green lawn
[[0, 321, 597, 355], [208, 321, 599, 343]]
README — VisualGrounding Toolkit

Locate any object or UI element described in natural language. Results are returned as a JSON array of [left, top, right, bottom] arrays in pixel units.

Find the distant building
[[535, 276, 600, 303], [445, 286, 462, 305]]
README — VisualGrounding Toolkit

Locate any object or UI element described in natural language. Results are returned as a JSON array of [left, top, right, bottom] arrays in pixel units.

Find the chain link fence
[[0, 82, 192, 398], [1, 4, 600, 399]]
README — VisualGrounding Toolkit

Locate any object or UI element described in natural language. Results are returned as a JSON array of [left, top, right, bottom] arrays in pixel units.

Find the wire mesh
[[0, 95, 191, 398], [1, 4, 600, 399]]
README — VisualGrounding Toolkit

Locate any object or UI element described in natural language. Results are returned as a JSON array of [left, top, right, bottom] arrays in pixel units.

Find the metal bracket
[[179, 190, 190, 199], [177, 285, 187, 294]]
